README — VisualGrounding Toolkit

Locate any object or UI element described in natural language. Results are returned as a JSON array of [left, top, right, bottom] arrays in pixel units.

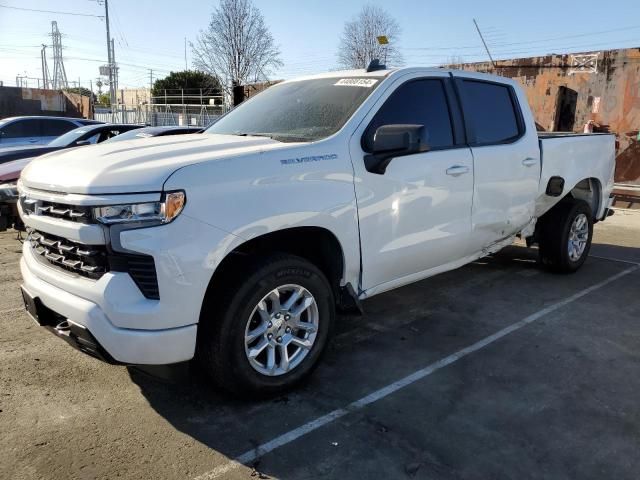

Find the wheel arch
[[201, 226, 348, 316], [566, 177, 602, 219]]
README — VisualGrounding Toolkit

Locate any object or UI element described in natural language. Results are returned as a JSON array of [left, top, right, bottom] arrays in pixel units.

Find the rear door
[[39, 119, 77, 144], [349, 73, 475, 293], [453, 75, 540, 251]]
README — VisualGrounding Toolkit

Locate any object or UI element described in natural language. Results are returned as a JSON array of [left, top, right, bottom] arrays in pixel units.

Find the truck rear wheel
[[538, 199, 593, 273], [197, 254, 334, 397]]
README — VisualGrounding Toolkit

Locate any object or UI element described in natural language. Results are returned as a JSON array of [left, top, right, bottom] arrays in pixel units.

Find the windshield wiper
[[233, 132, 275, 140]]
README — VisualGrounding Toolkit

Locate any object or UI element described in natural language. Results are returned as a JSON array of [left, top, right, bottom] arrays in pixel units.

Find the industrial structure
[[49, 21, 68, 90], [454, 47, 640, 188]]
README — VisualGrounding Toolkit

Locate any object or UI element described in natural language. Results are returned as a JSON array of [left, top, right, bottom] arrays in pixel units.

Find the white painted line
[[589, 254, 640, 266], [194, 264, 639, 480]]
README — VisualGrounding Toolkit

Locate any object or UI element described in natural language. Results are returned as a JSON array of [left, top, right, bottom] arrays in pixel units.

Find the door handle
[[446, 165, 470, 176], [522, 157, 538, 167]]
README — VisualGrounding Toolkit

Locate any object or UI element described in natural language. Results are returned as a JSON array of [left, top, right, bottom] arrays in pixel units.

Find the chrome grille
[[20, 197, 93, 223], [27, 229, 107, 278]]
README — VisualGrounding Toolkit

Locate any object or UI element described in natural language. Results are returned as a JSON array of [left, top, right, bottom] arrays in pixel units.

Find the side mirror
[[75, 140, 91, 146], [364, 124, 429, 174]]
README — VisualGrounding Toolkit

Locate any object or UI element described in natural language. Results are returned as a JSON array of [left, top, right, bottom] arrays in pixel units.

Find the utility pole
[[111, 38, 118, 96], [473, 19, 496, 69], [40, 44, 49, 89], [103, 0, 114, 106], [184, 37, 188, 70], [149, 68, 153, 102]]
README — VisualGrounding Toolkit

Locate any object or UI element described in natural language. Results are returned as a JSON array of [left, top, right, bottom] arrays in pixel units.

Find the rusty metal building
[[455, 48, 640, 188]]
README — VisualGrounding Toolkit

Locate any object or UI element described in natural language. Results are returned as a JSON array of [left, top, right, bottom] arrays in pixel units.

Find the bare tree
[[338, 5, 403, 69], [191, 0, 282, 95]]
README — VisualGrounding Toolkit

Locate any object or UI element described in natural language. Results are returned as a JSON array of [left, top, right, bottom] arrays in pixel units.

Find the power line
[[0, 3, 104, 18], [404, 24, 640, 52], [403, 36, 640, 61]]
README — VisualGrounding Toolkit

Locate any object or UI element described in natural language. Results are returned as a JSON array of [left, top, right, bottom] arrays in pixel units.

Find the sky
[[0, 0, 639, 92]]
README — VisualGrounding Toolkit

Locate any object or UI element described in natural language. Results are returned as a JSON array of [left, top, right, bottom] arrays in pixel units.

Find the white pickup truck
[[18, 66, 615, 395]]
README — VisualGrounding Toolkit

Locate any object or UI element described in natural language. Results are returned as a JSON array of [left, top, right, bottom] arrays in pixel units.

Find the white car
[[18, 66, 615, 396]]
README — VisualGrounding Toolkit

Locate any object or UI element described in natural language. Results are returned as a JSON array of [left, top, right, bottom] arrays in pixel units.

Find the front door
[[349, 74, 474, 293]]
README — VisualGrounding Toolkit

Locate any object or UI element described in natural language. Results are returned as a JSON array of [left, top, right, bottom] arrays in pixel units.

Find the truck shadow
[[127, 241, 639, 478]]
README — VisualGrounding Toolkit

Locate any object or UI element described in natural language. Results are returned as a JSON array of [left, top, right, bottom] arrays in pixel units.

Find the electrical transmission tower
[[50, 21, 69, 89]]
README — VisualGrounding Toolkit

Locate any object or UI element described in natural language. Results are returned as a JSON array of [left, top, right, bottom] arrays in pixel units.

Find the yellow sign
[[377, 36, 389, 45]]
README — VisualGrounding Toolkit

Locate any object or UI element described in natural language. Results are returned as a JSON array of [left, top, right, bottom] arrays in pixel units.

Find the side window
[[364, 79, 454, 151], [461, 80, 521, 144], [1, 119, 41, 138], [40, 119, 76, 137], [83, 133, 101, 144]]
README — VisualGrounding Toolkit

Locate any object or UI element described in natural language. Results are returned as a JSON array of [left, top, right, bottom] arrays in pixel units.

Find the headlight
[[93, 191, 186, 225], [0, 182, 18, 202]]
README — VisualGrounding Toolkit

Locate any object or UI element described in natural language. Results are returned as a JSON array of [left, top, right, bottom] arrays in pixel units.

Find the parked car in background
[[0, 116, 102, 148], [0, 123, 144, 165], [0, 123, 143, 231], [103, 125, 203, 142]]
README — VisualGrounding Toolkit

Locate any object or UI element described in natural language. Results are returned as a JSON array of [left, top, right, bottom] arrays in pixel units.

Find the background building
[[454, 47, 640, 188]]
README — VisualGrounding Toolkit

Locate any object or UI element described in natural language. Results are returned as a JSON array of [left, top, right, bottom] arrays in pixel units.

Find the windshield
[[48, 127, 91, 147], [206, 77, 381, 142]]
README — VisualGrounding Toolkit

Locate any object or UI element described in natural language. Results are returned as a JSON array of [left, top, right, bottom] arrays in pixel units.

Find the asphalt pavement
[[1, 210, 639, 480]]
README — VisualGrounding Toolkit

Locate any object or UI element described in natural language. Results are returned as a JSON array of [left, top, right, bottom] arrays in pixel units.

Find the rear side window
[[40, 119, 76, 136], [1, 119, 41, 138], [460, 80, 521, 144], [364, 79, 454, 151]]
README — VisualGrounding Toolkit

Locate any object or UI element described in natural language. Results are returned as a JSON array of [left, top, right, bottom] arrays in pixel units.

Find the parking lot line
[[194, 263, 639, 480], [589, 254, 640, 266]]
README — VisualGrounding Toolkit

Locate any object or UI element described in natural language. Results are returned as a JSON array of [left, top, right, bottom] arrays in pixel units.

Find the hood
[[0, 145, 61, 164], [0, 157, 33, 182], [20, 133, 294, 194]]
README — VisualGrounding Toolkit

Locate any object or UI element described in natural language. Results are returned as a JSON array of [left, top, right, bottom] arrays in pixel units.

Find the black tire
[[538, 199, 593, 273], [197, 254, 334, 397]]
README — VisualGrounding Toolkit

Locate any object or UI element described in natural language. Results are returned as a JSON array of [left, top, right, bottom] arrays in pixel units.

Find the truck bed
[[535, 133, 616, 220]]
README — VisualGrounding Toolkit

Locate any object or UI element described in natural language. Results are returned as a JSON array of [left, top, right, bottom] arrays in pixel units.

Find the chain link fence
[[95, 91, 228, 127]]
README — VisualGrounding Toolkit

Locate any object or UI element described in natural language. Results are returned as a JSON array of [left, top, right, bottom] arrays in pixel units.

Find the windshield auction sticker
[[334, 78, 378, 87]]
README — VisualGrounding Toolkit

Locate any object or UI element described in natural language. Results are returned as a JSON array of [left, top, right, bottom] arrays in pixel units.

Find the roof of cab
[[281, 66, 519, 90]]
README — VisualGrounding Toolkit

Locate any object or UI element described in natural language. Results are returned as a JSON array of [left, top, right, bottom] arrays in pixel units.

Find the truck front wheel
[[538, 199, 593, 273], [197, 254, 334, 397]]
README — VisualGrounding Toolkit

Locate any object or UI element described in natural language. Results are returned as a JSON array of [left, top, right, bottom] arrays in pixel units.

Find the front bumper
[[21, 254, 197, 365]]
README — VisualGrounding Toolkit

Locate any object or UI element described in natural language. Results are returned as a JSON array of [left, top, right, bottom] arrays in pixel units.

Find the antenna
[[50, 21, 69, 89], [473, 19, 496, 69]]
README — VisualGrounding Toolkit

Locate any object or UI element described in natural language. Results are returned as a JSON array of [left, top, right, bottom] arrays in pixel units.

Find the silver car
[[0, 116, 102, 148]]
